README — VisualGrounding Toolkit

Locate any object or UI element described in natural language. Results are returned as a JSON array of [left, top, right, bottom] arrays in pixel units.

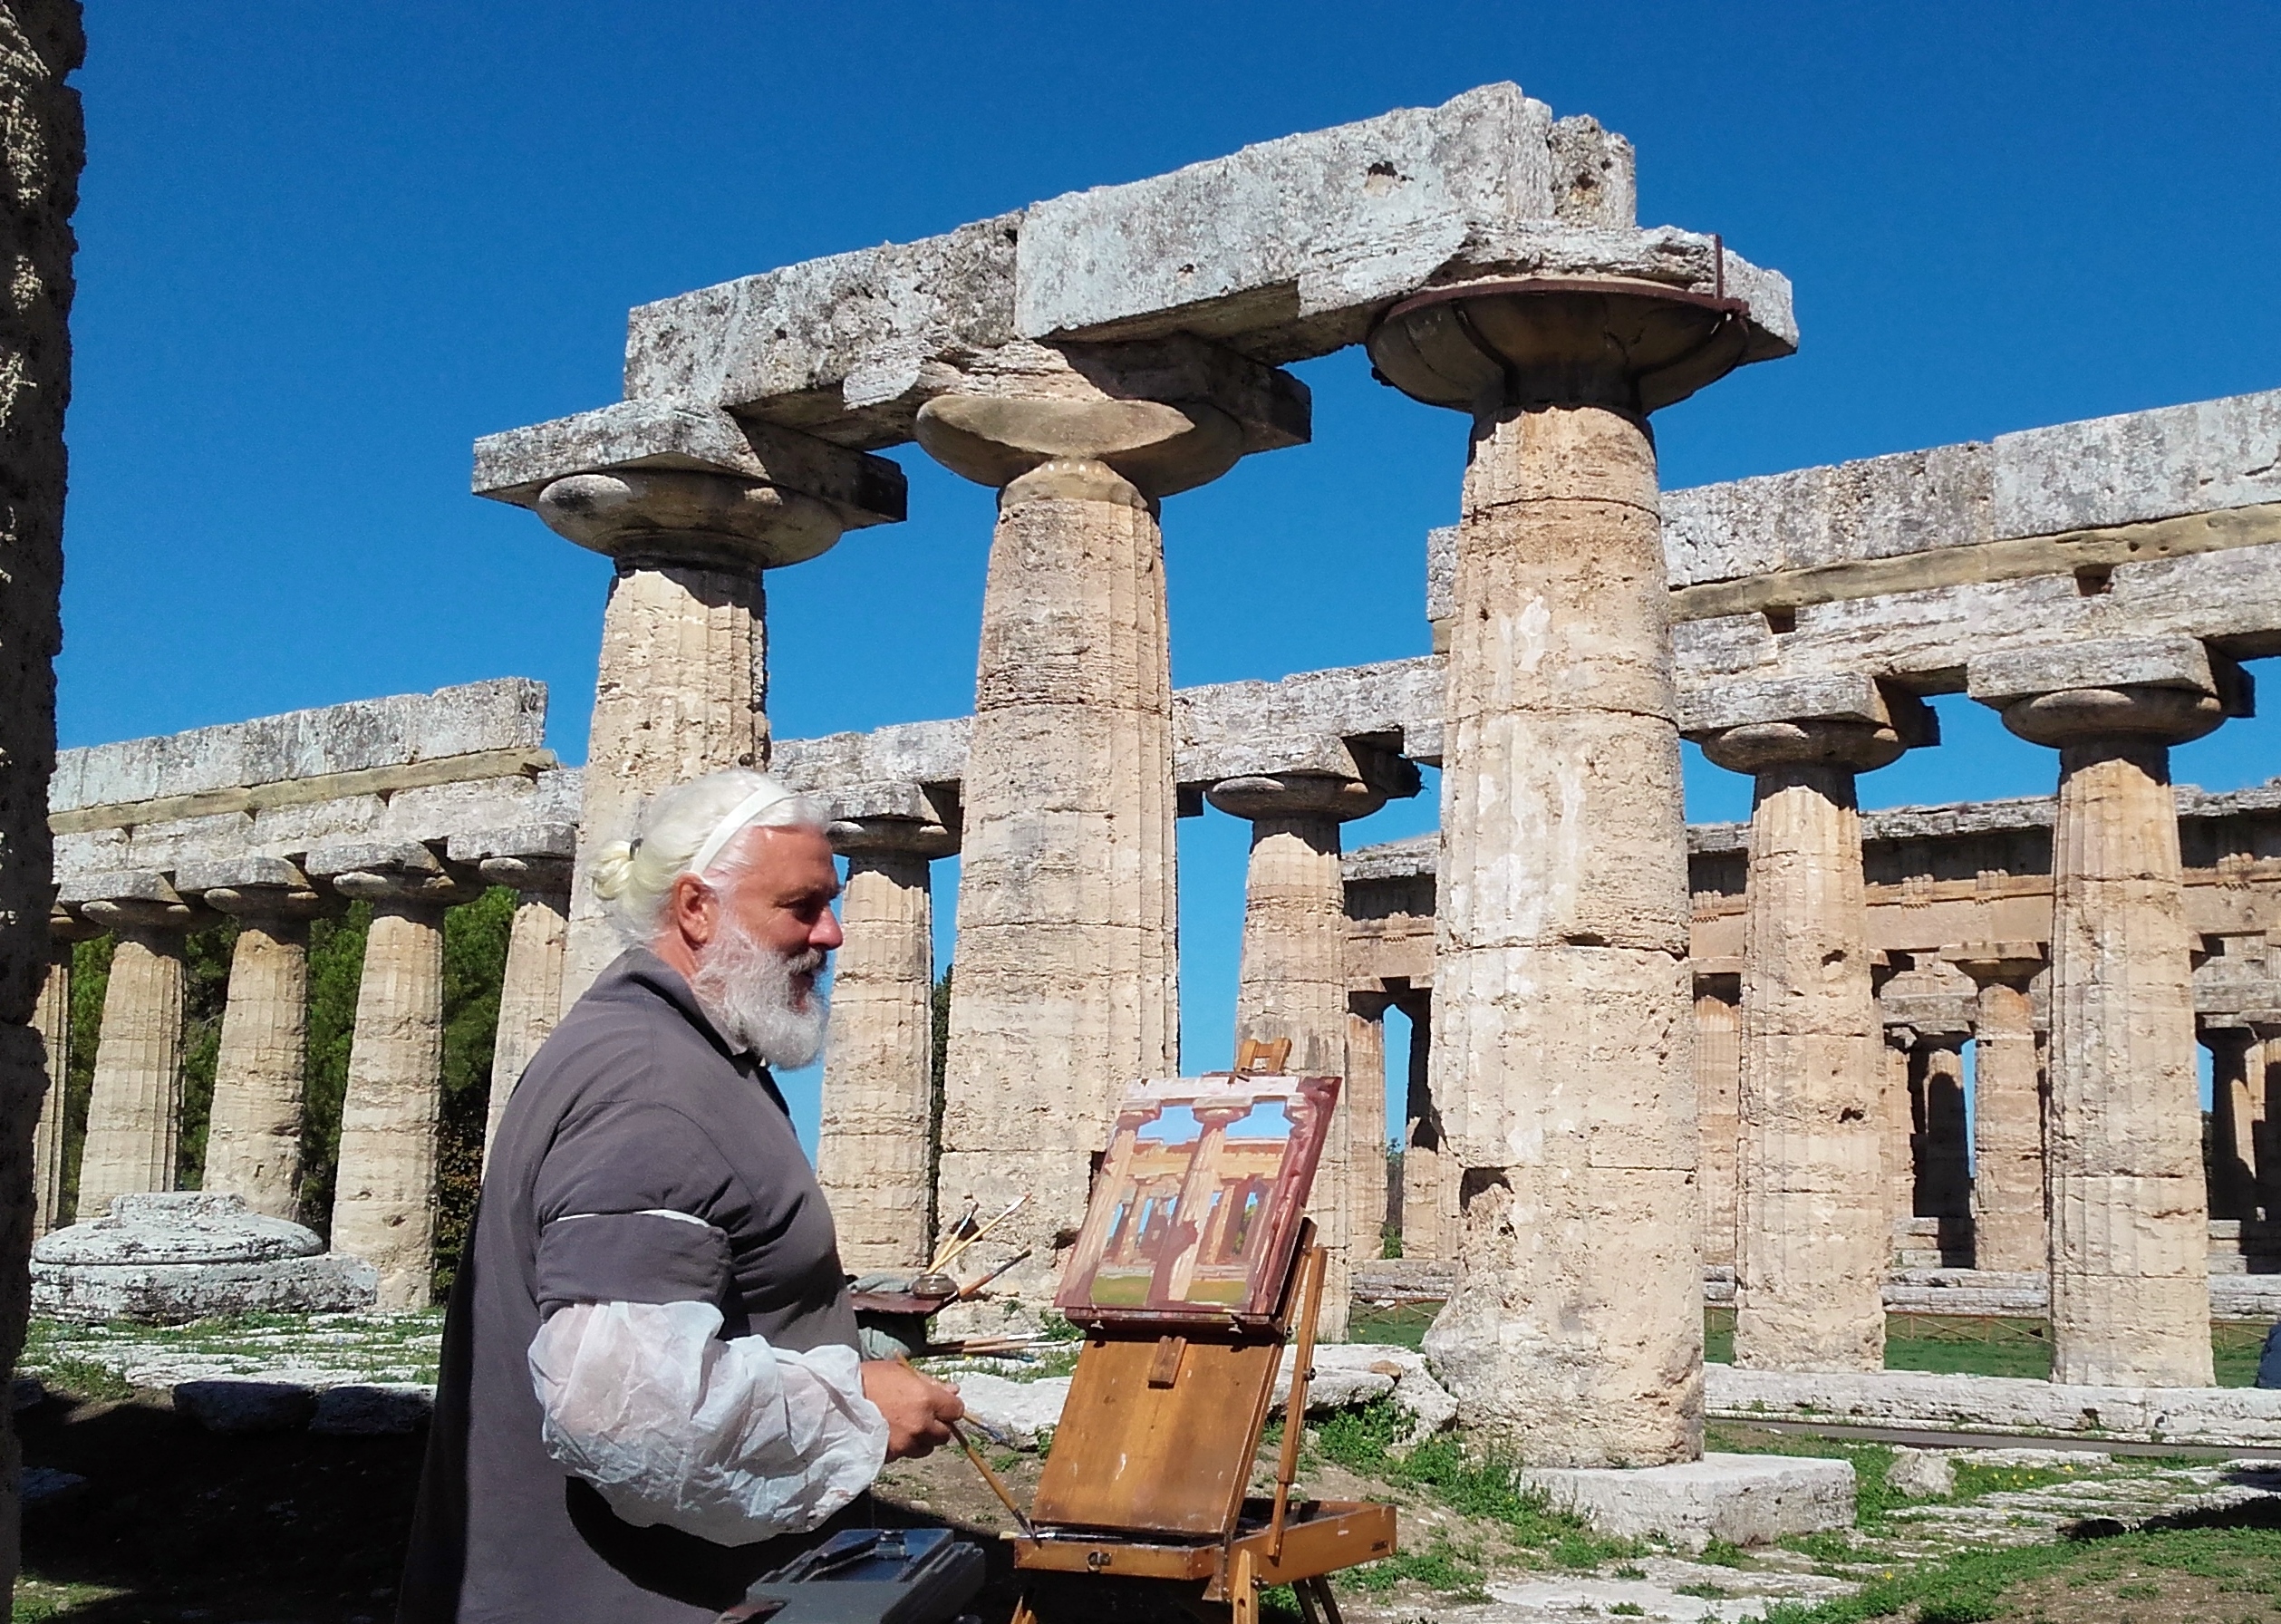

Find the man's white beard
[[689, 917, 831, 1068]]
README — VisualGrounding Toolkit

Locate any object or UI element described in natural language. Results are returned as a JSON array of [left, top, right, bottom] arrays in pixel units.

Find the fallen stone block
[[32, 1193, 380, 1324], [952, 1374, 1070, 1451], [1518, 1453, 1854, 1552], [1706, 1364, 2281, 1447], [173, 1379, 319, 1436], [310, 1383, 433, 1436], [1885, 1447, 1956, 1498]]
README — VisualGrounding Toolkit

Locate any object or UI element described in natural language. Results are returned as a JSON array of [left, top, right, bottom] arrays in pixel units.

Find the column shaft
[[1233, 813, 1351, 1337], [331, 902, 449, 1310], [1693, 986, 1741, 1270], [939, 463, 1177, 1285], [1423, 402, 1699, 1465], [1734, 762, 1884, 1372], [1401, 1000, 1455, 1262], [483, 887, 568, 1166], [77, 929, 187, 1217], [1971, 981, 2047, 1270], [2047, 740, 2212, 1384], [1344, 1001, 1388, 1271], [563, 563, 766, 1005], [1882, 1030, 1917, 1234], [1913, 1040, 1972, 1232], [203, 916, 310, 1218], [31, 949, 68, 1236], [817, 850, 936, 1273]]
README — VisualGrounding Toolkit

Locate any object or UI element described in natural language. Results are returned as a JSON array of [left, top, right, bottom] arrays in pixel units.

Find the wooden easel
[[1007, 1209, 1397, 1622]]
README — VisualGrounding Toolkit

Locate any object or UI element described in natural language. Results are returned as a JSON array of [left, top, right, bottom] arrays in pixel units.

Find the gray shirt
[[400, 948, 861, 1624]]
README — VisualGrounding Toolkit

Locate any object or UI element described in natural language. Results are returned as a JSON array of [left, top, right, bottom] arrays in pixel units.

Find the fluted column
[[917, 343, 1307, 1291], [1949, 945, 2049, 1271], [2207, 1022, 2261, 1219], [817, 812, 953, 1274], [1880, 1023, 1919, 1241], [73, 877, 198, 1218], [1213, 768, 1410, 1341], [1695, 693, 1925, 1373], [1692, 971, 1741, 1271], [32, 919, 93, 1236], [469, 846, 572, 1166], [527, 467, 874, 1006], [1973, 638, 2238, 1385], [186, 857, 327, 1219], [1912, 1036, 1972, 1244], [1345, 995, 1391, 1270], [309, 844, 478, 1310], [1372, 282, 1775, 1467], [1397, 995, 1455, 1262]]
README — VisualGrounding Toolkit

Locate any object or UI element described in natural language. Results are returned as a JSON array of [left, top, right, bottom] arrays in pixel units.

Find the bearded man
[[401, 770, 964, 1624]]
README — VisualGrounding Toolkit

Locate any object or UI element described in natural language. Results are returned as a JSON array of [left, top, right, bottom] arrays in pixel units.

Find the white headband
[[687, 780, 801, 878]]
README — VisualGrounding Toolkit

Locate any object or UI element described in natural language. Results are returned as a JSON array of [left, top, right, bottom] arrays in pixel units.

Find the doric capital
[[912, 337, 1308, 500], [829, 817, 958, 861], [449, 824, 577, 896], [1207, 769, 1398, 826], [58, 870, 204, 935], [1941, 941, 2046, 991], [305, 841, 481, 910], [536, 469, 843, 573], [814, 780, 960, 859], [175, 856, 331, 923], [1968, 636, 2251, 749], [1685, 674, 1936, 777]]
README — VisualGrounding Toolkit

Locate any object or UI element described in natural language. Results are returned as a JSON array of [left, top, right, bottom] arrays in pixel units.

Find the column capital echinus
[[304, 842, 483, 913], [1205, 737, 1421, 827], [1684, 673, 1937, 778], [817, 781, 960, 862], [176, 856, 334, 924], [59, 871, 208, 937], [1968, 635, 2252, 751]]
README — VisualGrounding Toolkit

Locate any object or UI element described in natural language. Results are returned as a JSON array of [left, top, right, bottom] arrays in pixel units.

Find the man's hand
[[859, 1358, 965, 1461]]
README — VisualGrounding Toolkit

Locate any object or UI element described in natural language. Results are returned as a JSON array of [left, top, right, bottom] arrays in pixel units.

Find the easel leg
[[1300, 1577, 1344, 1624], [1291, 1577, 1324, 1624], [1230, 1548, 1257, 1624], [1009, 1592, 1038, 1624]]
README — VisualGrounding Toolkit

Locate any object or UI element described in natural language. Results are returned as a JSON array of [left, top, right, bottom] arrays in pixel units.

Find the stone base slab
[[33, 1253, 378, 1323], [1517, 1454, 1854, 1552], [1708, 1365, 2281, 1446]]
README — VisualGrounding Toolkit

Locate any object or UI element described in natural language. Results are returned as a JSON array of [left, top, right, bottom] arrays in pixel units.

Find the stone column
[[453, 833, 575, 1167], [1345, 995, 1391, 1271], [1912, 1035, 1973, 1244], [1692, 683, 1928, 1373], [1371, 274, 1786, 1466], [31, 917, 94, 1236], [1948, 945, 2050, 1271], [816, 805, 953, 1274], [1970, 636, 2241, 1386], [1212, 762, 1414, 1341], [176, 857, 325, 1220], [1397, 994, 1456, 1262], [2251, 1017, 2281, 1223], [307, 843, 479, 1310], [72, 875, 198, 1219], [2206, 1022, 2261, 1219], [1692, 970, 1742, 1271], [1880, 1023, 1919, 1240], [916, 340, 1308, 1290]]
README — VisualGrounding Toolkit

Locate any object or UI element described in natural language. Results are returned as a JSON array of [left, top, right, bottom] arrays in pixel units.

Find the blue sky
[[60, 2, 2281, 1144]]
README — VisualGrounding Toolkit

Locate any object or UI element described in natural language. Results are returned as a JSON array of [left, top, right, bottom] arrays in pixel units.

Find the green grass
[[1346, 1301, 1435, 1350], [1706, 1310, 2267, 1385], [1337, 1533, 1490, 1601]]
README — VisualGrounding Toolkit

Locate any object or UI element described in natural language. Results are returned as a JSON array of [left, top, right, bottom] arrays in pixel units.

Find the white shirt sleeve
[[527, 1298, 889, 1547]]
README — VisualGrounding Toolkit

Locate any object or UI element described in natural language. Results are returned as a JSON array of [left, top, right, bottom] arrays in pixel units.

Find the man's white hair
[[589, 769, 827, 943]]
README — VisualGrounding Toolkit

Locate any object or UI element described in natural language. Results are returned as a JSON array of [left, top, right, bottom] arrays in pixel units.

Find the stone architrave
[[918, 338, 1309, 1292], [1970, 635, 2246, 1386], [1690, 678, 1932, 1374], [1345, 994, 1392, 1269], [816, 807, 954, 1275], [460, 837, 574, 1166], [1947, 944, 2050, 1271], [181, 857, 329, 1221], [33, 916, 96, 1236], [473, 410, 909, 1007], [1372, 255, 1793, 1462], [1211, 760, 1416, 1340], [1692, 969, 1742, 1271], [307, 843, 480, 1311], [72, 875, 199, 1220]]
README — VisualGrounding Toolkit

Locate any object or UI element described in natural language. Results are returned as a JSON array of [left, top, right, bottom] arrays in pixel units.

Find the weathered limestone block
[[449, 826, 575, 1164], [473, 411, 906, 1006], [926, 344, 1306, 1292], [1693, 972, 1742, 1270], [31, 1193, 376, 1323], [1992, 388, 2281, 538], [1693, 686, 1931, 1374], [1946, 945, 2050, 1273], [1518, 1454, 1853, 1552], [1212, 758, 1417, 1339], [66, 875, 198, 1218], [1370, 243, 1792, 1464], [1974, 640, 2234, 1386], [307, 844, 478, 1310], [30, 924, 89, 1236], [181, 857, 327, 1220], [816, 813, 952, 1274]]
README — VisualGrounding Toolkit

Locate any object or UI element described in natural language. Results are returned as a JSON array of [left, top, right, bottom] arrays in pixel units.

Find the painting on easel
[[1056, 1073, 1340, 1323]]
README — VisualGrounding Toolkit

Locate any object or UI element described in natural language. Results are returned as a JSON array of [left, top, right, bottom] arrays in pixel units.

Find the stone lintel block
[[50, 679, 547, 816], [304, 840, 444, 882], [1517, 1454, 1853, 1552], [772, 717, 971, 802], [1994, 387, 2281, 538], [1341, 833, 1436, 885], [1967, 635, 2243, 709], [815, 779, 937, 826], [623, 213, 1022, 447], [1175, 657, 1445, 786], [446, 822, 578, 866], [56, 869, 182, 909], [471, 400, 906, 529], [172, 855, 309, 896], [1678, 672, 1920, 739]]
